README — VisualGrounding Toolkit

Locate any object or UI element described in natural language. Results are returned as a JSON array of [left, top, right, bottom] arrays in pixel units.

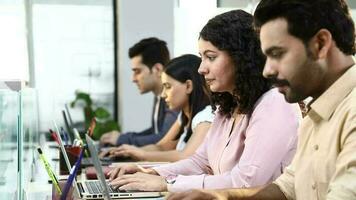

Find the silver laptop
[[82, 134, 163, 199], [60, 111, 113, 167], [54, 121, 162, 199]]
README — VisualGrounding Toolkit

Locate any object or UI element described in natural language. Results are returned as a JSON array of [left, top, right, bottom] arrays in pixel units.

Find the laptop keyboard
[[85, 181, 121, 194]]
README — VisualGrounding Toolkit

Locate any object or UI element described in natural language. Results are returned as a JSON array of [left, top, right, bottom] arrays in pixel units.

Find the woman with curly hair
[[107, 10, 302, 192]]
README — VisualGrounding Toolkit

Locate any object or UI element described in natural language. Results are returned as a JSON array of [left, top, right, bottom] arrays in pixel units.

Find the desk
[[26, 139, 58, 200], [26, 139, 165, 200]]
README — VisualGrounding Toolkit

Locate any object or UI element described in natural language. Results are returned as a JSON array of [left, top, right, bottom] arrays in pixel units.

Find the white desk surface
[[25, 140, 164, 200]]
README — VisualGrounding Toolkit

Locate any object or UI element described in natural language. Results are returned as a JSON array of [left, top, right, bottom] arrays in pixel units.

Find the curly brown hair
[[199, 9, 271, 117]]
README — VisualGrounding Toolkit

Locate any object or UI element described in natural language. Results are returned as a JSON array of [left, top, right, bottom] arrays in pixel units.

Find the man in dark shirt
[[100, 37, 178, 147]]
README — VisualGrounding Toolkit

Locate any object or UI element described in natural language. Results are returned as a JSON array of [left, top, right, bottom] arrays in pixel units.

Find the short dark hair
[[254, 0, 356, 55], [128, 37, 170, 69], [164, 54, 210, 142], [200, 10, 271, 116]]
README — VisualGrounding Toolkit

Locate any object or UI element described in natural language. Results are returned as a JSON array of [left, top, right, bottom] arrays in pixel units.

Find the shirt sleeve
[[327, 106, 356, 200], [191, 106, 215, 130], [153, 129, 213, 191], [159, 108, 179, 138], [156, 90, 300, 192], [224, 91, 299, 188], [116, 128, 158, 146], [274, 162, 297, 200], [116, 108, 178, 147]]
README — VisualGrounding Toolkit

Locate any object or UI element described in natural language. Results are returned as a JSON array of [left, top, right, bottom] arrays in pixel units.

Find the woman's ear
[[185, 80, 193, 94]]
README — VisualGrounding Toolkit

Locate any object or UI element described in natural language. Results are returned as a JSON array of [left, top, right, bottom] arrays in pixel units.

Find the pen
[[37, 147, 62, 195], [60, 127, 69, 145], [60, 148, 84, 200], [88, 118, 96, 137], [49, 129, 60, 145]]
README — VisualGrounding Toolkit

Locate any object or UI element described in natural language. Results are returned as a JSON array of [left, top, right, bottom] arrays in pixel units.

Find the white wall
[[174, 8, 238, 57], [118, 0, 174, 132], [118, 0, 355, 132], [173, 0, 256, 57], [0, 3, 29, 81], [173, 0, 216, 56]]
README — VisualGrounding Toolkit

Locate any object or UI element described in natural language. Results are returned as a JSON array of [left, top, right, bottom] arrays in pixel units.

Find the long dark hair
[[199, 10, 271, 117], [164, 54, 210, 142]]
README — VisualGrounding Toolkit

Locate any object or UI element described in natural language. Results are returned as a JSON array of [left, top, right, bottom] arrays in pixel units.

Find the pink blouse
[[153, 88, 302, 192]]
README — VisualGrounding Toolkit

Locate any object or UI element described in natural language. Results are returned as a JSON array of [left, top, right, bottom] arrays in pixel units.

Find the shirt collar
[[309, 65, 356, 121]]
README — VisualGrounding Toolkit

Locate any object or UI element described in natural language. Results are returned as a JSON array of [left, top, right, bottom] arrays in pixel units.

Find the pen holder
[[59, 145, 82, 175], [52, 180, 74, 200]]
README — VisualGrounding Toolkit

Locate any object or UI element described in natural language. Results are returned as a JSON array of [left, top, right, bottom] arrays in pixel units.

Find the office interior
[[0, 0, 355, 199]]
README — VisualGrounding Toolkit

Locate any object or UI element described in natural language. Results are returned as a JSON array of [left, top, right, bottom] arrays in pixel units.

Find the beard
[[272, 51, 319, 103]]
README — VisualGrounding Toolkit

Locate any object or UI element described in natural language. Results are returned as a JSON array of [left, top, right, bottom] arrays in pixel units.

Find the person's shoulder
[[253, 88, 301, 117], [211, 108, 227, 122], [189, 106, 214, 136], [193, 106, 215, 121], [340, 87, 356, 111], [349, 87, 356, 99], [255, 88, 287, 107], [198, 105, 213, 115]]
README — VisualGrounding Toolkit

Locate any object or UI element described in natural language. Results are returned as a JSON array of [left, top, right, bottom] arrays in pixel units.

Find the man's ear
[[185, 80, 193, 94], [310, 29, 332, 59], [152, 63, 164, 74]]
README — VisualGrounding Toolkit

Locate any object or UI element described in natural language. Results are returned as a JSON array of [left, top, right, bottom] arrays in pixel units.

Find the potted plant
[[70, 91, 120, 140]]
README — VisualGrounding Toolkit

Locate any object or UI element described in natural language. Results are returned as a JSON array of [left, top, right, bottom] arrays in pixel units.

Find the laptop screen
[[62, 109, 74, 143], [85, 134, 112, 200]]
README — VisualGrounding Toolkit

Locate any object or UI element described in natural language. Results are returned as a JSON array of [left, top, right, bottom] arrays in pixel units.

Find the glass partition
[[20, 88, 39, 197], [0, 88, 39, 200], [0, 89, 19, 199]]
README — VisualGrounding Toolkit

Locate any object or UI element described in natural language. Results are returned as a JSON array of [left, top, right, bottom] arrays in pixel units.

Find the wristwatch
[[165, 175, 177, 185]]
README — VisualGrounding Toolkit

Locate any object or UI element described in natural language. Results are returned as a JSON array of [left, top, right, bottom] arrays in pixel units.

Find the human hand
[[167, 189, 225, 200], [110, 172, 167, 192], [108, 163, 147, 181], [98, 147, 116, 158], [108, 144, 145, 160], [100, 130, 120, 146]]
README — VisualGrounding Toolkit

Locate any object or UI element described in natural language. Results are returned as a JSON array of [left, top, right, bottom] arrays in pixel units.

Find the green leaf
[[70, 90, 121, 140], [94, 107, 110, 119], [71, 91, 92, 107]]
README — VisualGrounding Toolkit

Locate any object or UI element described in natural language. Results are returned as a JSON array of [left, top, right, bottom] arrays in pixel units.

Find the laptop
[[61, 109, 113, 166], [62, 109, 74, 144], [82, 134, 163, 199], [53, 120, 109, 199]]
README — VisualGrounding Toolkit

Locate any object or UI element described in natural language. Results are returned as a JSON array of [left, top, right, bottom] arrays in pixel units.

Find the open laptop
[[61, 108, 112, 166], [62, 109, 74, 144], [54, 122, 162, 199], [82, 134, 163, 199], [53, 120, 109, 199]]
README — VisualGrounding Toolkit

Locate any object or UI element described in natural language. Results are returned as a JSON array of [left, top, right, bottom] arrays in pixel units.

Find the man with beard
[[167, 0, 356, 199]]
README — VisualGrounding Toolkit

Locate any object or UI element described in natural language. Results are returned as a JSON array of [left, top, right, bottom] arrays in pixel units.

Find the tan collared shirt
[[274, 65, 356, 200]]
